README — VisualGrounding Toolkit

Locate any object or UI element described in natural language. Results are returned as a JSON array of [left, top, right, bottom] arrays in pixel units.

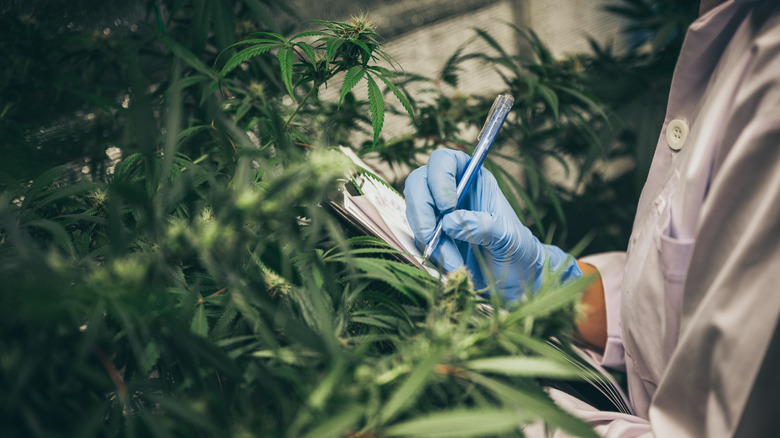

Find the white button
[[666, 119, 689, 151]]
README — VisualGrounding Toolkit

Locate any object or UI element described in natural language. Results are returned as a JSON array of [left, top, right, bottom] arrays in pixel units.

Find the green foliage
[[218, 14, 413, 148], [0, 2, 606, 437]]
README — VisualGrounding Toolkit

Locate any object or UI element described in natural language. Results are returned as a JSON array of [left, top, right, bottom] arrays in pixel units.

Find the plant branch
[[93, 346, 127, 401], [262, 85, 318, 149], [283, 85, 317, 130]]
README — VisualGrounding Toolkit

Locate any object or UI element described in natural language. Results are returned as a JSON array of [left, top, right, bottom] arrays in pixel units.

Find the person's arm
[[574, 261, 607, 351]]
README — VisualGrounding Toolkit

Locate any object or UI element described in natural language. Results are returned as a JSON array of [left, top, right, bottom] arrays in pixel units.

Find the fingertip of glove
[[429, 148, 470, 171], [403, 166, 426, 193]]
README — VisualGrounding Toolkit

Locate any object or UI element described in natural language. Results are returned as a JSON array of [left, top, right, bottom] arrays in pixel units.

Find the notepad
[[328, 147, 439, 277]]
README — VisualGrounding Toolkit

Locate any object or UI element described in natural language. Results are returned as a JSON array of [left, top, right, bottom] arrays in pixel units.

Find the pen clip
[[477, 94, 510, 141]]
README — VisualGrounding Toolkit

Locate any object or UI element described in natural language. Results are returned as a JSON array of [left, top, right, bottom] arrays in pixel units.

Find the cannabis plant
[[0, 2, 605, 437], [217, 14, 413, 149]]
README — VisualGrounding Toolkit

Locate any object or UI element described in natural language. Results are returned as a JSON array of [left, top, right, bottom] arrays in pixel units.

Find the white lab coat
[[543, 0, 780, 436]]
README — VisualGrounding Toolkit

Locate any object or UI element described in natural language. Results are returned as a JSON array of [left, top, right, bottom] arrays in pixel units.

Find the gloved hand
[[404, 148, 581, 300]]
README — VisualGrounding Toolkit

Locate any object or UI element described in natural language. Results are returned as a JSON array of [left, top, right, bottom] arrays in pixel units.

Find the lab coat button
[[666, 119, 689, 151]]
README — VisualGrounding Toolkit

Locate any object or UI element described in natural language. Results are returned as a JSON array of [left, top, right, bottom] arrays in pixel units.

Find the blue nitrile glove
[[404, 148, 581, 301]]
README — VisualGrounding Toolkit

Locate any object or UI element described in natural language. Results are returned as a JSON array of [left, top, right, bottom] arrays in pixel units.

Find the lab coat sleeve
[[523, 252, 657, 437], [544, 388, 651, 437], [580, 252, 627, 371]]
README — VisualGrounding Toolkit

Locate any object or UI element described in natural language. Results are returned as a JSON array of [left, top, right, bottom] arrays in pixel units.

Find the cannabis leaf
[[366, 73, 385, 146], [339, 65, 366, 107]]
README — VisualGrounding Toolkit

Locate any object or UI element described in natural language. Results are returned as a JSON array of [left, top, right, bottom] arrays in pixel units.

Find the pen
[[421, 93, 515, 264]]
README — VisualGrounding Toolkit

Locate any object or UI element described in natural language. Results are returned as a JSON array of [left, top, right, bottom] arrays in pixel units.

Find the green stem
[[262, 85, 318, 149], [283, 85, 317, 130]]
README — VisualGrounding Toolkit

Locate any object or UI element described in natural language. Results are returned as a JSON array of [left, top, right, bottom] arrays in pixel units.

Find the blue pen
[[421, 93, 515, 264]]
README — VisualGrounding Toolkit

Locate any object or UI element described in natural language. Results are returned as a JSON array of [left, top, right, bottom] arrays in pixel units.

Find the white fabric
[[547, 1, 780, 436]]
